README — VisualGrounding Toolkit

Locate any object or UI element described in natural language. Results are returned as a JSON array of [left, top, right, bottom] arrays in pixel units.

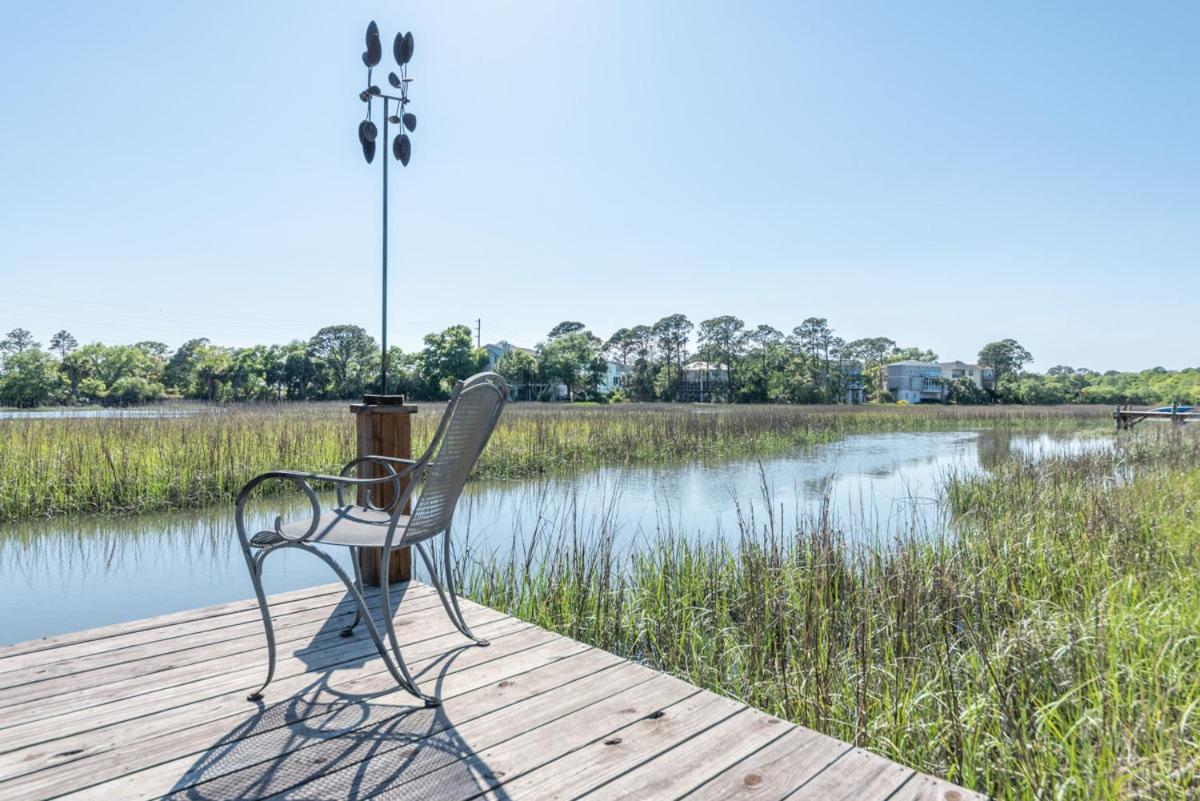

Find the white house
[[598, 360, 632, 395]]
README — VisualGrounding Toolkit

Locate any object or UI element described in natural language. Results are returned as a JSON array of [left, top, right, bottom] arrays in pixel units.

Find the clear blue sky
[[1, 2, 1196, 372]]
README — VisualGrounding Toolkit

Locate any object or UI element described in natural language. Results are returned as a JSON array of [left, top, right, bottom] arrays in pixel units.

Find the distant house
[[883, 361, 946, 403], [677, 361, 730, 402], [484, 341, 627, 401], [598, 361, 632, 395], [938, 361, 995, 392], [483, 341, 564, 401], [834, 360, 866, 404], [483, 341, 533, 370]]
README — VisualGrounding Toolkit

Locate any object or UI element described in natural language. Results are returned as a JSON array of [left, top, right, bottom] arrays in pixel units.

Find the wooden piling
[[349, 399, 418, 585]]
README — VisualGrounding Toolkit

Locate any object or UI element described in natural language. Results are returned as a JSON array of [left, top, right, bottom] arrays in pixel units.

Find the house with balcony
[[677, 361, 730, 402], [883, 360, 946, 403]]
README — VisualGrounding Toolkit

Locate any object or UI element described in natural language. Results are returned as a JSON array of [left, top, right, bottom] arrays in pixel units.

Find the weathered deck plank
[[0, 582, 985, 801], [572, 706, 793, 799], [682, 725, 852, 800], [0, 582, 356, 664]]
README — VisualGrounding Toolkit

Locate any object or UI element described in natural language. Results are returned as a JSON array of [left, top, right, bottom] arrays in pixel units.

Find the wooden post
[[350, 399, 419, 585]]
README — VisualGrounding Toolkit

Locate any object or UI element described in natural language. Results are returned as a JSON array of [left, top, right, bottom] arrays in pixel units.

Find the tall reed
[[463, 426, 1200, 800]]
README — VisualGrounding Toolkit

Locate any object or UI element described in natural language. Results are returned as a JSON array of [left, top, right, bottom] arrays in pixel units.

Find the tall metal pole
[[359, 23, 415, 397], [381, 98, 389, 395]]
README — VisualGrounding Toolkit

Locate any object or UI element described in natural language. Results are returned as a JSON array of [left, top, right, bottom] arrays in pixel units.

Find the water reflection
[[0, 429, 1108, 644]]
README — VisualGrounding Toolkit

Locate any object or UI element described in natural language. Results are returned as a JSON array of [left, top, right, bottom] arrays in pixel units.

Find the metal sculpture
[[358, 21, 417, 395]]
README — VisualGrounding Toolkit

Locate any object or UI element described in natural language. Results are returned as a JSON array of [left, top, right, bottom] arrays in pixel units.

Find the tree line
[[0, 318, 1195, 408]]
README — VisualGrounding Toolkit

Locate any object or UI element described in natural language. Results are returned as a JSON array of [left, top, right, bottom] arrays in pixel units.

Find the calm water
[[0, 429, 1108, 644]]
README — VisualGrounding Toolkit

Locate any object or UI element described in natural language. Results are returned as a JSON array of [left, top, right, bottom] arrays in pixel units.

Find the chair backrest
[[401, 372, 509, 543]]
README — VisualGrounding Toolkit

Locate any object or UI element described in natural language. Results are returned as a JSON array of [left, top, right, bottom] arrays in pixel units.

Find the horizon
[[2, 3, 1197, 373]]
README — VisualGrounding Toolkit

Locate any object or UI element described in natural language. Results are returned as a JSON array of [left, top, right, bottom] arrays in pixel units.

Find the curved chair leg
[[243, 551, 277, 702], [379, 552, 440, 708], [414, 537, 488, 646], [247, 542, 432, 706], [442, 528, 487, 646], [341, 547, 363, 638]]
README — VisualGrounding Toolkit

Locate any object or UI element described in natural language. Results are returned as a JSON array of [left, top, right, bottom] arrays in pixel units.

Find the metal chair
[[235, 372, 509, 707]]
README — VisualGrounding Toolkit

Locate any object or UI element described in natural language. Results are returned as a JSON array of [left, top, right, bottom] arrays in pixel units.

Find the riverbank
[[0, 402, 1109, 522], [464, 425, 1200, 800]]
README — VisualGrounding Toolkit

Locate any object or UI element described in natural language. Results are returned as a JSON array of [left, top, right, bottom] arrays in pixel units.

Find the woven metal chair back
[[403, 373, 508, 543]]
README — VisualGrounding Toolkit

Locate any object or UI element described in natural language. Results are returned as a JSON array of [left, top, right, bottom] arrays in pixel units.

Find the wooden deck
[[0, 581, 982, 800]]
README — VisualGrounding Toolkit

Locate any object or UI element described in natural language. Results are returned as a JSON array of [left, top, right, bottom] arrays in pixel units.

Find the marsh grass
[[463, 426, 1200, 799], [0, 401, 1107, 521]]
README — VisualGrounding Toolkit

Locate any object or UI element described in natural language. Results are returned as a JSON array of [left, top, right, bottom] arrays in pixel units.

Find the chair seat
[[271, 506, 409, 547]]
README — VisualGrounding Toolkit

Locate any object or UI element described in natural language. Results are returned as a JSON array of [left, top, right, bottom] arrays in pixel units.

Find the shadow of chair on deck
[[165, 586, 512, 800]]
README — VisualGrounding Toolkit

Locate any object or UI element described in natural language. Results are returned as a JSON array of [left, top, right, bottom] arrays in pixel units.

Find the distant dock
[[1114, 403, 1197, 430]]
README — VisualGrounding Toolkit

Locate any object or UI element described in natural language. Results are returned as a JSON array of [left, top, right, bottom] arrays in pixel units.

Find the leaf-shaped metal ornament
[[367, 85, 382, 96], [359, 90, 371, 102], [363, 21, 382, 68], [359, 119, 378, 143], [393, 133, 411, 165], [359, 124, 377, 163], [388, 71, 402, 89], [395, 31, 414, 64], [388, 115, 401, 124], [402, 113, 417, 132]]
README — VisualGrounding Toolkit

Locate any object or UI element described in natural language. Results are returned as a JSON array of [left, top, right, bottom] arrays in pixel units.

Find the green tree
[[697, 315, 745, 398], [262, 345, 289, 400], [603, 328, 637, 367], [978, 338, 1033, 399], [538, 330, 600, 401], [495, 349, 539, 400], [283, 343, 321, 400], [946, 376, 989, 405], [309, 325, 377, 398], [419, 325, 485, 397], [49, 330, 79, 360], [624, 325, 658, 402], [651, 314, 693, 400], [745, 324, 783, 402], [163, 338, 210, 393], [845, 337, 896, 400], [547, 321, 586, 339], [61, 349, 96, 401], [0, 328, 39, 357], [106, 376, 166, 406], [194, 345, 232, 401], [227, 346, 271, 401], [0, 349, 68, 407], [889, 347, 939, 363], [134, 341, 170, 360]]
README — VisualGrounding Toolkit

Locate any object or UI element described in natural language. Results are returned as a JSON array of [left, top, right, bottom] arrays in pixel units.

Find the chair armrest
[[235, 471, 327, 545], [360, 454, 419, 467], [335, 457, 413, 510], [268, 469, 403, 487]]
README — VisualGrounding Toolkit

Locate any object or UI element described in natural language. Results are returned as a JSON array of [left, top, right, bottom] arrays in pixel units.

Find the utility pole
[[474, 318, 482, 349]]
